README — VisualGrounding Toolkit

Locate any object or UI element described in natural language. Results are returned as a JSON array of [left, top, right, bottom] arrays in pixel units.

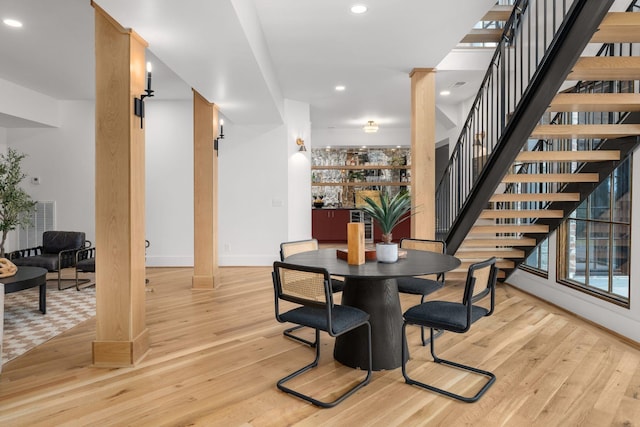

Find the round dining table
[[285, 248, 461, 371]]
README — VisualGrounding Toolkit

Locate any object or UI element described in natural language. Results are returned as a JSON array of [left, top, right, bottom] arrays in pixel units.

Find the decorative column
[[410, 68, 436, 239], [192, 90, 220, 289], [92, 2, 148, 367]]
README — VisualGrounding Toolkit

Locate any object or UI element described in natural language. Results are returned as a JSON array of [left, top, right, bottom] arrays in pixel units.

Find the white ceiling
[[0, 0, 496, 130]]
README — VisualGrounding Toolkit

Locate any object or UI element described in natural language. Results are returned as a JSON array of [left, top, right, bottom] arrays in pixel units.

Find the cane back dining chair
[[398, 238, 447, 345], [279, 239, 344, 347], [401, 257, 498, 403], [272, 261, 372, 407]]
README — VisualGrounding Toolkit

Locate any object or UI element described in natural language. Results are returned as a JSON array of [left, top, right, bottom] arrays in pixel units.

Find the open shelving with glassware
[[311, 165, 408, 186], [311, 147, 411, 207]]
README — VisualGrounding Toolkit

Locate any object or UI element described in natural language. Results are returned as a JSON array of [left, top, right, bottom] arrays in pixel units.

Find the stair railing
[[435, 0, 616, 252]]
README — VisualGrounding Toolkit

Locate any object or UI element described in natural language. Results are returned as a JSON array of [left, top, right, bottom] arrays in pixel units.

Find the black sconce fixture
[[213, 119, 225, 156], [134, 62, 155, 128]]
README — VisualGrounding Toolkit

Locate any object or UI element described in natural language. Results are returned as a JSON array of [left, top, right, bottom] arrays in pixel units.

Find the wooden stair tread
[[480, 209, 564, 219], [516, 150, 620, 162], [502, 173, 599, 183], [592, 12, 640, 43], [548, 93, 640, 112], [482, 5, 513, 21], [459, 237, 537, 247], [446, 269, 506, 280], [459, 259, 515, 269], [531, 124, 640, 139], [460, 29, 503, 43], [567, 57, 640, 81], [455, 248, 525, 258], [470, 224, 549, 234], [490, 193, 581, 202]]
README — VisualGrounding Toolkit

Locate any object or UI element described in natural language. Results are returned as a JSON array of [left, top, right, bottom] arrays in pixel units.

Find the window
[[523, 237, 548, 274], [557, 157, 631, 305]]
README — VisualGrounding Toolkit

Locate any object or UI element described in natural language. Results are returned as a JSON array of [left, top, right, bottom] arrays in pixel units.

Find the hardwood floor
[[1, 266, 639, 426]]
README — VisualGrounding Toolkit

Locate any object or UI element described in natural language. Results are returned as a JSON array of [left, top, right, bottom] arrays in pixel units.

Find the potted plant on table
[[360, 189, 412, 263]]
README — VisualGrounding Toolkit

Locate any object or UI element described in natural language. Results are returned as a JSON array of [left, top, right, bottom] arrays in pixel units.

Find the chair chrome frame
[[401, 257, 498, 403], [273, 261, 372, 408]]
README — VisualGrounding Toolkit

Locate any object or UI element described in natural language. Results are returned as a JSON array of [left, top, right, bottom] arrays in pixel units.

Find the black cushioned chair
[[10, 231, 90, 290], [279, 239, 344, 347], [401, 257, 498, 403], [272, 261, 371, 408], [75, 246, 95, 290], [398, 238, 447, 345]]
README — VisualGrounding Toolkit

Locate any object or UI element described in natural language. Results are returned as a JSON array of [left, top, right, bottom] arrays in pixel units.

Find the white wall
[[0, 78, 60, 128], [7, 101, 95, 251], [144, 100, 194, 266], [312, 127, 410, 148], [507, 147, 640, 343], [218, 122, 288, 265], [286, 100, 312, 241], [217, 99, 312, 265]]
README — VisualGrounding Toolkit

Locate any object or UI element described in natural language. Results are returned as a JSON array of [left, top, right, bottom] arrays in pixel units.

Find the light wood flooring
[[1, 266, 639, 426]]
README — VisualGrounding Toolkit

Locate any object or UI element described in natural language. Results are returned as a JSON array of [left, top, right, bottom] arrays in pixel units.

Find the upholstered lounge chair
[[75, 246, 95, 290], [10, 231, 90, 290]]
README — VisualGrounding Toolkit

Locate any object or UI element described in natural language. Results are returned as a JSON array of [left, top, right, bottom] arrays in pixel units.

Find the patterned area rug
[[2, 284, 95, 364]]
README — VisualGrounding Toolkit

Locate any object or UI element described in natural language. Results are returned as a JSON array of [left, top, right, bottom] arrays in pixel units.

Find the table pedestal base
[[334, 277, 407, 371]]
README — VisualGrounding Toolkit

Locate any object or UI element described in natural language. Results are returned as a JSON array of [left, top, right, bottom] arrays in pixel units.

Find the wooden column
[[192, 90, 220, 289], [410, 68, 436, 239], [92, 2, 148, 366]]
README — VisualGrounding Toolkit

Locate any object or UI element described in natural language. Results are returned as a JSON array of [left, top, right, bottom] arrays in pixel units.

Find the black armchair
[[75, 246, 95, 290], [10, 231, 91, 290]]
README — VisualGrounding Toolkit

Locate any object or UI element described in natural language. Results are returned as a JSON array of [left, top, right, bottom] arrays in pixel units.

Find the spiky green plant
[[0, 148, 36, 257], [360, 190, 412, 244]]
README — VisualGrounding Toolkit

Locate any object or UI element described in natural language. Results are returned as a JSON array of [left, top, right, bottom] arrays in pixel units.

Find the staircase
[[459, 3, 515, 45], [437, 0, 640, 281]]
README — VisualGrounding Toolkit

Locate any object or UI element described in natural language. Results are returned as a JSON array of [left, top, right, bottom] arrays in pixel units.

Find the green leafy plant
[[0, 148, 36, 257], [360, 190, 412, 244]]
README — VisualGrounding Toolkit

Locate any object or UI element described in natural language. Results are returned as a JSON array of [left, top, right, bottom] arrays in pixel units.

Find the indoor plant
[[0, 148, 36, 258], [360, 189, 412, 263]]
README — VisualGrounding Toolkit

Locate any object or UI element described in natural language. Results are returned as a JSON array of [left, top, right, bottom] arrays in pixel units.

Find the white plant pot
[[376, 243, 398, 263]]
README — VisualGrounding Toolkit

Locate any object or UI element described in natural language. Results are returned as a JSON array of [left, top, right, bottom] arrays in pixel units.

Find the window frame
[[556, 158, 632, 308]]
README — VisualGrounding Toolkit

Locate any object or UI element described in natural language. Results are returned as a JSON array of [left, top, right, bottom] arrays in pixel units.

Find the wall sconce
[[134, 62, 155, 128], [213, 119, 225, 156], [473, 132, 485, 146], [296, 137, 307, 152], [363, 120, 379, 133]]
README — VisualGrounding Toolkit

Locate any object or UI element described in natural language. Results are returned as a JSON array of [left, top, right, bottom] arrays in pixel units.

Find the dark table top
[[285, 248, 460, 279], [2, 266, 48, 293]]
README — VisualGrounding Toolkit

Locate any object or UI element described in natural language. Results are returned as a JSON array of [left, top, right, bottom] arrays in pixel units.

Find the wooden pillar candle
[[347, 222, 365, 265]]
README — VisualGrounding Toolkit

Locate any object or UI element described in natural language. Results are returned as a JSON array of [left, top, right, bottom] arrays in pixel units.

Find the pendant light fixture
[[363, 120, 379, 133]]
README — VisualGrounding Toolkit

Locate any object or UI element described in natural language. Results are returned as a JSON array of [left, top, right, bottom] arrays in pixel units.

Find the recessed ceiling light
[[440, 90, 451, 96], [3, 18, 23, 28], [350, 5, 368, 14], [335, 85, 346, 91]]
